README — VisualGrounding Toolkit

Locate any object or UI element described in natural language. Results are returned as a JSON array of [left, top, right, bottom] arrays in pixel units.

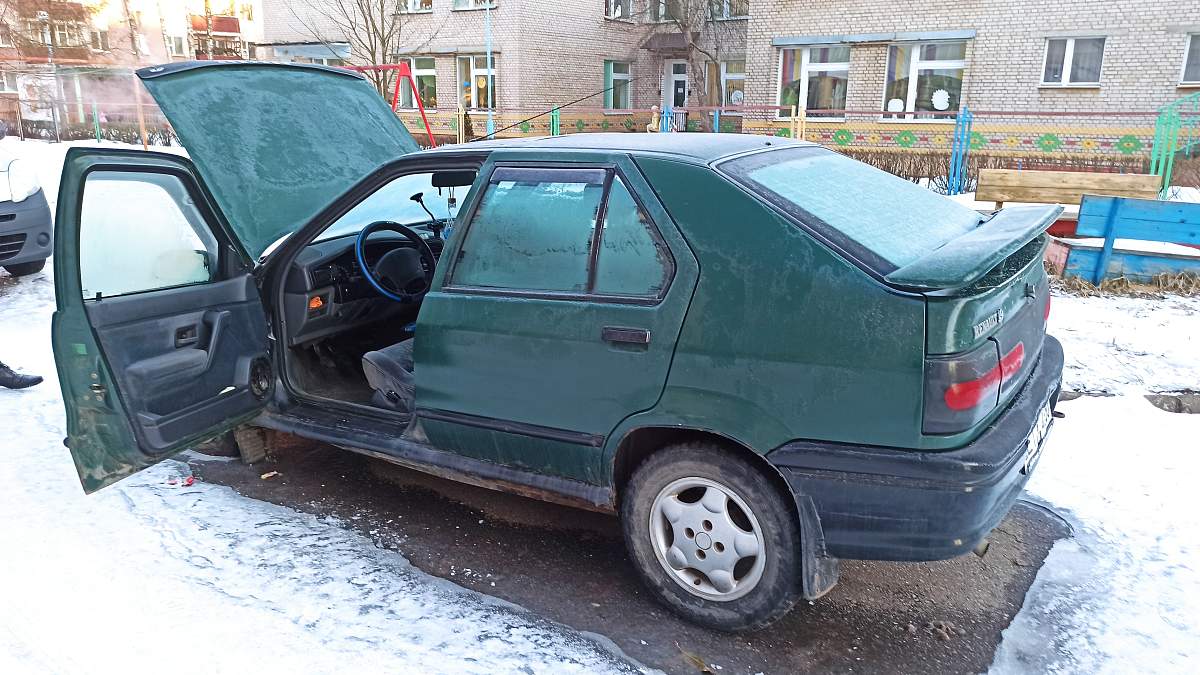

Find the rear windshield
[[718, 147, 983, 271]]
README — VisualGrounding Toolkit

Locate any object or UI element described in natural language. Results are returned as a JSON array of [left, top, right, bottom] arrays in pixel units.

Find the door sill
[[253, 404, 615, 513]]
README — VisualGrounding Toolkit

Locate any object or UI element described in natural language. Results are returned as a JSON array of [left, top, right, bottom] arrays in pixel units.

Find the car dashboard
[[282, 229, 442, 347]]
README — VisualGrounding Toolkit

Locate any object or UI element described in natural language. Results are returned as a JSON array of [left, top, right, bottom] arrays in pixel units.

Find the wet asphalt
[[190, 435, 1068, 675]]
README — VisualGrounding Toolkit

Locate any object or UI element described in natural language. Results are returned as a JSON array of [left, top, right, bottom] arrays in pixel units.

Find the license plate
[[1022, 400, 1053, 475]]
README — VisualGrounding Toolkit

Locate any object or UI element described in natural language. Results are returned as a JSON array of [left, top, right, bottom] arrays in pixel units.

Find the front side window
[[778, 46, 849, 118], [80, 171, 219, 299], [452, 168, 669, 299], [452, 168, 605, 293], [458, 55, 496, 110], [400, 57, 438, 109], [884, 42, 966, 118], [1182, 35, 1200, 84], [606, 61, 632, 109], [1043, 37, 1105, 85]]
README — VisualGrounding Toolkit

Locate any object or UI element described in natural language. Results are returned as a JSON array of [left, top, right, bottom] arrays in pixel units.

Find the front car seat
[[361, 339, 415, 412]]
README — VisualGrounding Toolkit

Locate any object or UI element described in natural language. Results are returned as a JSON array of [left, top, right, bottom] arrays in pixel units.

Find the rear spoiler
[[884, 205, 1063, 290]]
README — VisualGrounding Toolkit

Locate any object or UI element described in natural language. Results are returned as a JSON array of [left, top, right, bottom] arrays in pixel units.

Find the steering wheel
[[354, 221, 437, 304]]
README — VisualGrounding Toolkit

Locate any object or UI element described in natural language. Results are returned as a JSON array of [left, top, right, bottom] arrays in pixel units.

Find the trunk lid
[[137, 62, 421, 259]]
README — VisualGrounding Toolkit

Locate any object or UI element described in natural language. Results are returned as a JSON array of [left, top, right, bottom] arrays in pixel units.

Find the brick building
[[742, 0, 1200, 119]]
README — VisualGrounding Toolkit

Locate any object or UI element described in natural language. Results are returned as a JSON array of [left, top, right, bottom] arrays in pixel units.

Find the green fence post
[[91, 101, 101, 142], [550, 109, 561, 136]]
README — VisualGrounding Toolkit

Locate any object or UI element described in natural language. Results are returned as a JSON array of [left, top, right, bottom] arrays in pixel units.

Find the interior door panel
[[83, 274, 269, 452]]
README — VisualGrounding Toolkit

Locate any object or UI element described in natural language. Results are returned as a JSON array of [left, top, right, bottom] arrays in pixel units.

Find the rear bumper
[[767, 335, 1064, 561], [0, 190, 53, 267]]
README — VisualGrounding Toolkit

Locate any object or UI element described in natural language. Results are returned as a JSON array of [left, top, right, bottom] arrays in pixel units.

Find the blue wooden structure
[[1054, 196, 1200, 284], [946, 106, 973, 196]]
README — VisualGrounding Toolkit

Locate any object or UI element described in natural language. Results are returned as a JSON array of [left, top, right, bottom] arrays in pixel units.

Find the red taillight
[[1044, 294, 1052, 321], [944, 342, 1025, 411]]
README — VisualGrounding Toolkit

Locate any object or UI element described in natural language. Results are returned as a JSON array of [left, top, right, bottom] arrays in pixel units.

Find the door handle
[[602, 326, 651, 345], [175, 325, 199, 348]]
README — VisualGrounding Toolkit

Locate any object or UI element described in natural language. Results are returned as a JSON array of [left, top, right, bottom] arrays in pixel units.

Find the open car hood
[[137, 62, 420, 259]]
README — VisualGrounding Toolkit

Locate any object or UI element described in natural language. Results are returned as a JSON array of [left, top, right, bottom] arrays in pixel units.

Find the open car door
[[52, 149, 271, 493]]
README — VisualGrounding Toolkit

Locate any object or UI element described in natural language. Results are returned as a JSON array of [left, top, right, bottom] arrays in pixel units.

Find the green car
[[52, 63, 1063, 631]]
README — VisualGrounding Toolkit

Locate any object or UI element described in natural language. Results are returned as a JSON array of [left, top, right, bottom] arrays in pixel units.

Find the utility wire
[[472, 75, 645, 142]]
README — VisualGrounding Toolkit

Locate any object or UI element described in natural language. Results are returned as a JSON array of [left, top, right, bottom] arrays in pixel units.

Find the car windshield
[[315, 172, 465, 244], [718, 147, 983, 270]]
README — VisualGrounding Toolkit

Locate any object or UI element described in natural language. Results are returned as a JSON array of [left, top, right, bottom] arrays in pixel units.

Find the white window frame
[[776, 46, 850, 119], [718, 0, 748, 19], [168, 35, 186, 56], [604, 0, 631, 20], [0, 27, 13, 49], [1041, 36, 1105, 87], [400, 56, 438, 109], [650, 0, 674, 22], [452, 0, 497, 9], [400, 0, 433, 13], [458, 54, 496, 110], [883, 41, 967, 120], [606, 61, 632, 109], [0, 71, 18, 93], [708, 59, 745, 109], [1182, 34, 1200, 86]]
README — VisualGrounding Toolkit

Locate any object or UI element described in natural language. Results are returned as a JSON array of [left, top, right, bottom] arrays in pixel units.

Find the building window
[[401, 57, 438, 108], [90, 30, 110, 51], [401, 0, 433, 12], [0, 27, 13, 48], [458, 55, 496, 110], [884, 42, 966, 118], [707, 59, 745, 106], [605, 0, 631, 19], [0, 71, 17, 93], [1042, 37, 1104, 86], [1182, 35, 1200, 85], [718, 0, 748, 18], [778, 46, 849, 118], [605, 61, 631, 109], [168, 35, 185, 56], [452, 0, 496, 9], [651, 0, 682, 22]]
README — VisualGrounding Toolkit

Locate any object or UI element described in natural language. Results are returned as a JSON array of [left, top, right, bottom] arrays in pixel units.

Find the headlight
[[7, 159, 41, 203]]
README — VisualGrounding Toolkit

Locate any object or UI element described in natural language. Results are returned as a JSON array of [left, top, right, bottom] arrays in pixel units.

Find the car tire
[[2, 259, 46, 277], [620, 442, 803, 632]]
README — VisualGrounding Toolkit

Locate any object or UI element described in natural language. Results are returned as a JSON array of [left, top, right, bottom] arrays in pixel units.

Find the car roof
[[422, 133, 818, 164]]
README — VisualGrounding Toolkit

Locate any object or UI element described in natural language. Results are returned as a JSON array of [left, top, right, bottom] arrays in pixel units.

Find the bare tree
[[631, 0, 745, 130], [292, 0, 443, 97]]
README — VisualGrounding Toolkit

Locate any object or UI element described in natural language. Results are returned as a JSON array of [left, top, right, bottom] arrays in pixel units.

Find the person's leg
[[0, 361, 42, 389]]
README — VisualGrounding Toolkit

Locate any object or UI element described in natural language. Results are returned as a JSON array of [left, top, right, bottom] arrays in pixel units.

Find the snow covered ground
[[2, 139, 1198, 673]]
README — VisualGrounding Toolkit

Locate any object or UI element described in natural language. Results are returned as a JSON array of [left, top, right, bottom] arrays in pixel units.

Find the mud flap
[[793, 492, 839, 599]]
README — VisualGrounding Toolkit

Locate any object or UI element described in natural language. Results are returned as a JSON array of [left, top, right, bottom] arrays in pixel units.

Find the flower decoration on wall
[[1116, 135, 1142, 155], [1080, 138, 1099, 151], [1036, 133, 1062, 152], [832, 129, 855, 146], [969, 132, 988, 150], [894, 130, 917, 148], [575, 119, 586, 131], [623, 118, 635, 131]]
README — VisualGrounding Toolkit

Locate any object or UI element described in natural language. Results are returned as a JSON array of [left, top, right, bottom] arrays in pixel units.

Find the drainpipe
[[484, 2, 494, 137]]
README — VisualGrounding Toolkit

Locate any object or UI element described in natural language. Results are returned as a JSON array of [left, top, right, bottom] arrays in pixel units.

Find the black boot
[[0, 361, 42, 389]]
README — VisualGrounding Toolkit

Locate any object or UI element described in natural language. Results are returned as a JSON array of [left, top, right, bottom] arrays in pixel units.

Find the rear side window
[[451, 167, 670, 300], [452, 168, 603, 293], [718, 147, 983, 270], [594, 177, 669, 297]]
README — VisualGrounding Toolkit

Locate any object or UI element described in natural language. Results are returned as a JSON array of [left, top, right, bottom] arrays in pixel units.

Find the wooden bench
[[1047, 195, 1200, 284], [976, 169, 1162, 210]]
